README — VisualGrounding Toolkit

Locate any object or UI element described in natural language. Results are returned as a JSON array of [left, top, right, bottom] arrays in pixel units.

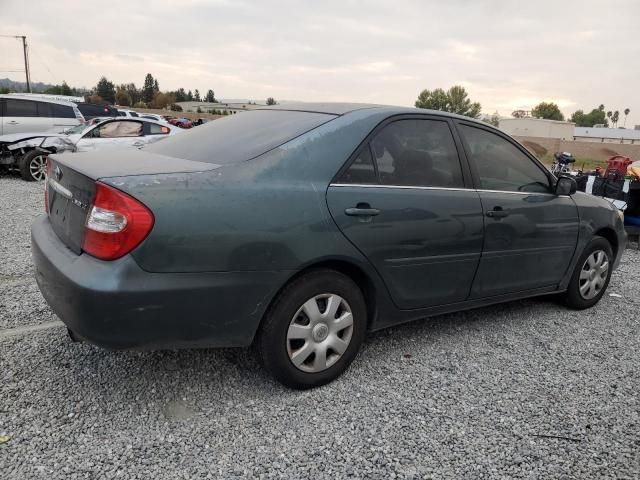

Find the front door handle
[[8, 120, 19, 125], [345, 203, 380, 217], [486, 207, 509, 218]]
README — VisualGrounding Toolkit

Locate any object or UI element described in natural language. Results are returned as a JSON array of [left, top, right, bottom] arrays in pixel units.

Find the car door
[[455, 122, 579, 298], [75, 120, 145, 152], [2, 98, 50, 134], [327, 117, 484, 310]]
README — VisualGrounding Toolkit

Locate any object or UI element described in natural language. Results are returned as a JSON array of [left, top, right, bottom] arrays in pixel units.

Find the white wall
[[499, 118, 575, 140]]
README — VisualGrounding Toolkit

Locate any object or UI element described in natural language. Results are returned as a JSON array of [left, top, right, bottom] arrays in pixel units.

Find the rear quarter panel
[[107, 108, 392, 274]]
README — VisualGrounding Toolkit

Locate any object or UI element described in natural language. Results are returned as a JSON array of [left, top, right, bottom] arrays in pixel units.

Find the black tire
[[256, 269, 367, 389], [563, 236, 613, 310], [18, 150, 48, 182]]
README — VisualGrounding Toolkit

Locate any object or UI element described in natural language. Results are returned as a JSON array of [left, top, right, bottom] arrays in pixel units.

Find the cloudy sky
[[1, 0, 638, 124]]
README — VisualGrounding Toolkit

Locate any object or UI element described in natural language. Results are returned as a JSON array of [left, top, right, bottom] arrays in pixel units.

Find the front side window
[[458, 125, 550, 193], [370, 119, 463, 188], [88, 121, 143, 138], [5, 99, 38, 117]]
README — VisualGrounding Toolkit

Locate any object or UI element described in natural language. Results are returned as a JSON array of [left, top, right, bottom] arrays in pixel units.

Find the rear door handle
[[8, 120, 19, 125], [345, 203, 380, 217], [486, 208, 509, 218]]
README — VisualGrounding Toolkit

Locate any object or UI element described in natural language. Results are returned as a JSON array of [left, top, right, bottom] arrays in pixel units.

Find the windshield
[[146, 109, 336, 164]]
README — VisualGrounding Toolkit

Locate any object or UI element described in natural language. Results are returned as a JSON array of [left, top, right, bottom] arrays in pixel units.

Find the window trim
[[453, 120, 555, 193], [332, 113, 473, 189]]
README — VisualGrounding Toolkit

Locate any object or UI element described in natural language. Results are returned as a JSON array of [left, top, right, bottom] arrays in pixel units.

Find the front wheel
[[256, 269, 367, 389], [563, 236, 613, 309], [18, 150, 48, 182]]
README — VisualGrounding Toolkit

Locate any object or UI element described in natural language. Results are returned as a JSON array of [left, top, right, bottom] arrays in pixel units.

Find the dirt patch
[[599, 147, 620, 157], [521, 141, 548, 156]]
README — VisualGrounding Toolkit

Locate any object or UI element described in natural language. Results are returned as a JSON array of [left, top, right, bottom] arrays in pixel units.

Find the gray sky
[[2, 0, 638, 124]]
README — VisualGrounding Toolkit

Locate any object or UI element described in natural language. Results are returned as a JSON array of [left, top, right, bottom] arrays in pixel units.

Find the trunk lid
[[47, 149, 218, 254]]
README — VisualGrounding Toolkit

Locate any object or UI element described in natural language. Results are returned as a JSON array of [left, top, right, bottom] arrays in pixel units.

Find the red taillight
[[82, 182, 154, 261], [44, 158, 52, 213]]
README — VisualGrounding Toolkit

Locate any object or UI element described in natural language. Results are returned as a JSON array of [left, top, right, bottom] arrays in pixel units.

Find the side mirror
[[555, 176, 577, 196]]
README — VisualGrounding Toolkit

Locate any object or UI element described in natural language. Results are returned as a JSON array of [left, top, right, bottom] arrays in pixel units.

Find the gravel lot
[[1, 174, 639, 479]]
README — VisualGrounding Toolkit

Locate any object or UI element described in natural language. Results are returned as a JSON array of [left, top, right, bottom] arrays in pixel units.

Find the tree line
[[415, 86, 632, 129]]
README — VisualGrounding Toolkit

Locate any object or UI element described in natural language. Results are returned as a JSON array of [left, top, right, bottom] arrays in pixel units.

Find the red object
[[82, 182, 154, 260], [605, 155, 632, 177]]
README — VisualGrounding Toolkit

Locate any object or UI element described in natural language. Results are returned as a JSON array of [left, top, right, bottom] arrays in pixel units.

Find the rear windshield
[[146, 109, 336, 164]]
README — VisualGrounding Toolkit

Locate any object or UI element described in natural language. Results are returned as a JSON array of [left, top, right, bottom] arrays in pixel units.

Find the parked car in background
[[116, 109, 140, 118], [0, 117, 180, 181], [0, 94, 83, 135], [138, 113, 165, 122], [76, 102, 119, 120], [31, 104, 627, 389], [167, 117, 193, 128]]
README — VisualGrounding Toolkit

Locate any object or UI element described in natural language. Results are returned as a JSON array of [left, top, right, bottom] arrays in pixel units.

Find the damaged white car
[[0, 118, 181, 181]]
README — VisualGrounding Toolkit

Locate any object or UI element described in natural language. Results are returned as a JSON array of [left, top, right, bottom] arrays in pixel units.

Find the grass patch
[[536, 153, 606, 171]]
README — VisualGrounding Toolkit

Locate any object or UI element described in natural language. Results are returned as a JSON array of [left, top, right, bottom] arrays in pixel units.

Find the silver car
[[0, 117, 182, 181], [0, 94, 84, 135]]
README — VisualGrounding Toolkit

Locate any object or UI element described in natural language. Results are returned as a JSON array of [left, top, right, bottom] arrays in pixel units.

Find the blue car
[[32, 103, 627, 388]]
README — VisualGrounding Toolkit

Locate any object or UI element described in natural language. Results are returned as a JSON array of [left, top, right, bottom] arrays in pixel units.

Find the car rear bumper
[[31, 215, 288, 350]]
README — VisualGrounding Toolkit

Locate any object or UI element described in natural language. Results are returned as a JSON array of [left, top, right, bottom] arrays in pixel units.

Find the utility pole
[[21, 36, 31, 93], [0, 34, 32, 92]]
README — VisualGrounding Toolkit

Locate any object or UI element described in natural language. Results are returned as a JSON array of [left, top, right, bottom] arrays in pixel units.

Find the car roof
[[255, 102, 489, 125], [0, 94, 78, 107]]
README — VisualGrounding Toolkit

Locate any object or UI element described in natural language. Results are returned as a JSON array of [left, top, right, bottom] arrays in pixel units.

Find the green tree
[[266, 97, 277, 105], [169, 103, 183, 112], [623, 108, 630, 127], [484, 111, 500, 127], [531, 102, 564, 121], [205, 89, 216, 102], [415, 88, 449, 111], [194, 89, 201, 101], [570, 107, 608, 127], [187, 90, 193, 101], [95, 76, 115, 103], [115, 86, 131, 106], [143, 73, 155, 104], [153, 79, 159, 94], [606, 111, 612, 124], [175, 88, 187, 102], [415, 85, 481, 118]]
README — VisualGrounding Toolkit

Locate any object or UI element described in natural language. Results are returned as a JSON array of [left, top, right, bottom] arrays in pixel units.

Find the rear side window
[[458, 124, 550, 193], [146, 110, 335, 164], [37, 102, 51, 117], [370, 119, 464, 188], [51, 104, 76, 118], [5, 99, 38, 117], [339, 146, 377, 184], [147, 123, 170, 135]]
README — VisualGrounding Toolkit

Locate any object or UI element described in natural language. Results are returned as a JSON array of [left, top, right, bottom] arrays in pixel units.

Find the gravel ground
[[1, 174, 639, 479]]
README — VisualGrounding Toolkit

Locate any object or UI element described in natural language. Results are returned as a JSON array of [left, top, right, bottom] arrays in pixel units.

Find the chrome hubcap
[[579, 250, 609, 300], [29, 155, 47, 181], [286, 293, 354, 373]]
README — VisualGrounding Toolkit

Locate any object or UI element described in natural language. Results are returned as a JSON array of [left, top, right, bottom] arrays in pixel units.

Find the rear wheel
[[563, 236, 613, 309], [18, 150, 48, 182], [257, 269, 366, 389]]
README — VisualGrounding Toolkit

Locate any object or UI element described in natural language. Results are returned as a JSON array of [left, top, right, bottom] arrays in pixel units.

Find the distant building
[[499, 118, 575, 140], [573, 127, 640, 144]]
